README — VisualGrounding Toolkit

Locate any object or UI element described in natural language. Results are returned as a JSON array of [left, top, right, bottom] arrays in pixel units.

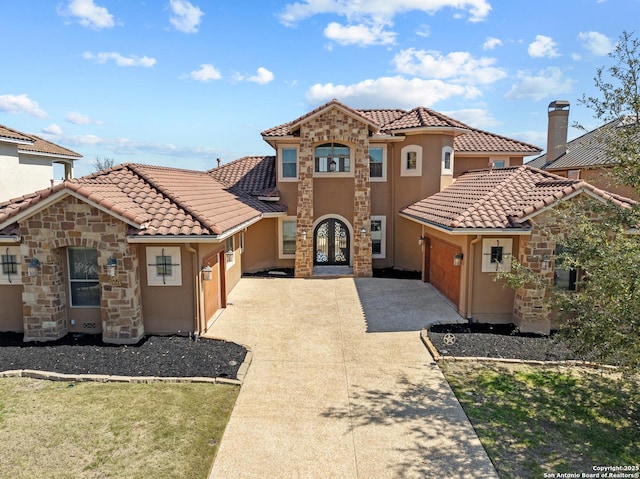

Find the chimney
[[546, 100, 570, 163]]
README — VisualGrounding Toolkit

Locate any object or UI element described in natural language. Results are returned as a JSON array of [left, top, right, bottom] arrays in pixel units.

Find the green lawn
[[0, 378, 239, 479], [441, 362, 640, 478]]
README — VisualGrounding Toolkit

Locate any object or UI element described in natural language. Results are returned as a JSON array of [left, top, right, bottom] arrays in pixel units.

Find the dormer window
[[315, 143, 350, 173]]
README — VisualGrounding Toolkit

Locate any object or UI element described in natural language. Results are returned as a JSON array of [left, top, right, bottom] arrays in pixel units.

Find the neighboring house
[[527, 101, 638, 200], [0, 125, 82, 202], [400, 165, 634, 334]]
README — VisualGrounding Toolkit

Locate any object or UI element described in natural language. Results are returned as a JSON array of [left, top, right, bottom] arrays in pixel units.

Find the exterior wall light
[[540, 255, 551, 270], [418, 236, 425, 246], [28, 258, 41, 277], [201, 264, 213, 281], [453, 252, 464, 267], [106, 256, 117, 278], [302, 230, 307, 241], [225, 249, 234, 263], [360, 227, 367, 236]]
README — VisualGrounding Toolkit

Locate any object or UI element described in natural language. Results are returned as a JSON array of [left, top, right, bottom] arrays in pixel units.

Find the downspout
[[185, 244, 201, 336], [466, 235, 482, 322]]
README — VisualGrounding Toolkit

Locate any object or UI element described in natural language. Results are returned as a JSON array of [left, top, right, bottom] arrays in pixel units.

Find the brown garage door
[[429, 238, 461, 307]]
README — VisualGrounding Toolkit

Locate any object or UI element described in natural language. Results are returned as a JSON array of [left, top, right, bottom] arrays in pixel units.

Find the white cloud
[[483, 37, 502, 50], [65, 112, 102, 125], [528, 35, 559, 58], [42, 124, 63, 135], [393, 48, 507, 85], [83, 51, 156, 67], [416, 24, 430, 38], [306, 76, 481, 109], [188, 64, 222, 82], [0, 94, 47, 118], [443, 108, 499, 128], [504, 67, 574, 101], [279, 0, 491, 26], [578, 31, 613, 56], [58, 0, 115, 30], [169, 0, 204, 34], [247, 67, 275, 85], [324, 21, 396, 46]]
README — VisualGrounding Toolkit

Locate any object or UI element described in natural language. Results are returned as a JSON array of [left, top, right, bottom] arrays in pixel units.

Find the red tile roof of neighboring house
[[0, 124, 82, 159], [262, 103, 541, 155], [0, 163, 286, 239], [208, 155, 276, 196], [401, 165, 635, 231]]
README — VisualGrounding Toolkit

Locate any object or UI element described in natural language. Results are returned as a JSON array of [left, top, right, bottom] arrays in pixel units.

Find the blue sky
[[1, 0, 638, 178]]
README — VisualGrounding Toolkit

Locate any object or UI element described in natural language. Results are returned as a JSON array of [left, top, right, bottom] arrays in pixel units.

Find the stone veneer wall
[[294, 108, 372, 277], [21, 196, 144, 344], [512, 212, 557, 334]]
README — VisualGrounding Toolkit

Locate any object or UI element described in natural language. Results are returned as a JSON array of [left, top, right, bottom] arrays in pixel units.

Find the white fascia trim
[[19, 151, 81, 161], [0, 236, 21, 244], [0, 190, 143, 232], [515, 188, 619, 224], [258, 196, 281, 201], [398, 212, 531, 236], [262, 211, 287, 218], [0, 136, 33, 146]]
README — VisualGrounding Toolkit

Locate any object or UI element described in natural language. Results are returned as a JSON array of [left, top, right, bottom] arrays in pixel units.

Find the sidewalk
[[206, 277, 498, 479]]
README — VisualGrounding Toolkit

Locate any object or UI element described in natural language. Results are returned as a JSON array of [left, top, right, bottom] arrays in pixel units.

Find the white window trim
[[401, 144, 423, 177], [441, 146, 454, 176], [0, 246, 22, 285], [481, 238, 513, 273], [278, 145, 298, 182], [278, 216, 296, 259], [371, 215, 386, 259], [369, 144, 387, 182], [239, 232, 245, 254], [146, 246, 182, 286]]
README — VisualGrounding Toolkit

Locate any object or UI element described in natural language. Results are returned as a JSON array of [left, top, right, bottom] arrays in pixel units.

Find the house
[[15, 98, 633, 343], [527, 101, 638, 200], [0, 125, 82, 202]]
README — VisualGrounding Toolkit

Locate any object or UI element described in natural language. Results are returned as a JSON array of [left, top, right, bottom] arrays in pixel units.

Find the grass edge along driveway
[[441, 362, 640, 479], [0, 378, 239, 479]]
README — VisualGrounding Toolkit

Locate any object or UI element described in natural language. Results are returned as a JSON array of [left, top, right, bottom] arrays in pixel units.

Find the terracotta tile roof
[[401, 165, 635, 231], [0, 124, 33, 143], [0, 124, 82, 159], [0, 163, 286, 239], [527, 119, 622, 170], [262, 103, 541, 155], [208, 156, 276, 196]]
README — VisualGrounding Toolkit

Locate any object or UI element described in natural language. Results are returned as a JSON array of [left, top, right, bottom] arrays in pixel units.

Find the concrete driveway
[[206, 277, 498, 479]]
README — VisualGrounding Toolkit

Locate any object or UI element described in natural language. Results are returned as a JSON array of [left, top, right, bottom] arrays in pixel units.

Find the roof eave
[[19, 150, 82, 161], [0, 235, 21, 244], [399, 212, 531, 235], [0, 136, 33, 146]]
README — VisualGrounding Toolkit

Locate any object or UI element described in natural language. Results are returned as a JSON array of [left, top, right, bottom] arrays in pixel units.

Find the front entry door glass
[[314, 219, 349, 265]]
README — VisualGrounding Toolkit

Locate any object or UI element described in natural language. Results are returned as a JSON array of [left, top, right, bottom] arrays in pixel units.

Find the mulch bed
[[427, 323, 584, 362], [0, 333, 247, 379]]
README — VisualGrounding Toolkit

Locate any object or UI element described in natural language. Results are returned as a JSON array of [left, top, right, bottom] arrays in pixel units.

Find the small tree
[[92, 156, 116, 172]]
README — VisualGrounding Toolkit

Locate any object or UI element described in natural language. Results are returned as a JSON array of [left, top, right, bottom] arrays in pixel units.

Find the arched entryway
[[314, 218, 350, 266]]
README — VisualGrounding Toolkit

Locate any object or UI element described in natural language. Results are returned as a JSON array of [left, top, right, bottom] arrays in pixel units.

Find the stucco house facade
[[0, 125, 82, 202], [1, 99, 634, 342]]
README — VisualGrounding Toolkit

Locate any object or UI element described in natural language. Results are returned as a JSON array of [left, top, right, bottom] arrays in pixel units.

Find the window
[[68, 247, 100, 307], [442, 146, 454, 175], [482, 238, 513, 272], [0, 246, 21, 284], [554, 245, 578, 291], [490, 158, 508, 168], [400, 145, 422, 176], [369, 146, 387, 181], [279, 146, 298, 181], [370, 216, 386, 258], [279, 217, 296, 258], [315, 143, 350, 173], [567, 169, 580, 180], [146, 246, 182, 286]]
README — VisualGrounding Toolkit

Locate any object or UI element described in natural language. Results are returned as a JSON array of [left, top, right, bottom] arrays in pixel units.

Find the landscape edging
[[420, 329, 618, 371]]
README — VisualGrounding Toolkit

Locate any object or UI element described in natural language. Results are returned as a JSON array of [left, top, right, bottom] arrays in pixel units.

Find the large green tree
[[503, 32, 640, 369]]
